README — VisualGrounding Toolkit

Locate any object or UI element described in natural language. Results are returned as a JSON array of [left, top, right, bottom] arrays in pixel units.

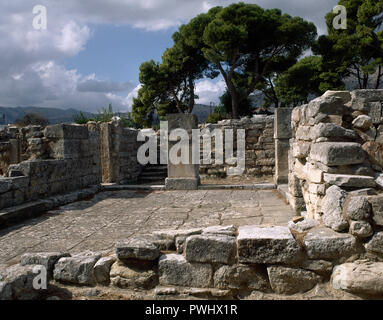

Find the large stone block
[[323, 173, 375, 188], [94, 256, 116, 285], [115, 238, 160, 261], [367, 194, 383, 226], [310, 142, 366, 166], [2, 264, 41, 300], [310, 123, 357, 141], [274, 108, 293, 139], [44, 124, 88, 140], [110, 261, 157, 289], [214, 264, 270, 291], [159, 254, 212, 288], [362, 141, 383, 168], [343, 195, 371, 221], [20, 252, 70, 278], [306, 96, 347, 119], [332, 261, 383, 295], [53, 251, 101, 286], [321, 185, 349, 232], [365, 232, 383, 254], [303, 227, 358, 260], [185, 234, 236, 265], [267, 266, 321, 294], [237, 226, 301, 264]]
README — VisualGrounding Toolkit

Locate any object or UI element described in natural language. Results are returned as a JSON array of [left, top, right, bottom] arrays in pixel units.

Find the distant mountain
[[0, 106, 94, 125]]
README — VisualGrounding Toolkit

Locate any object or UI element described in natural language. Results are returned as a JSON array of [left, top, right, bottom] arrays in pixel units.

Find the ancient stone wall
[[287, 90, 383, 252], [199, 115, 275, 177], [3, 222, 383, 300], [0, 122, 143, 210]]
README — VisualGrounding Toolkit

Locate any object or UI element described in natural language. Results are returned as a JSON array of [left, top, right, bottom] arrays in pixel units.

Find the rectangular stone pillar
[[274, 108, 293, 185], [9, 139, 21, 164], [165, 114, 199, 190]]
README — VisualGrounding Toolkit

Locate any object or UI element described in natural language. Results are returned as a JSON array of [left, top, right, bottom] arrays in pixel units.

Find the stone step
[[140, 171, 167, 177]]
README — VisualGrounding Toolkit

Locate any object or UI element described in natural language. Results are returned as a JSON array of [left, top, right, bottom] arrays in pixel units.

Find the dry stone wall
[[0, 122, 143, 211], [287, 90, 383, 268], [199, 115, 275, 177], [3, 222, 383, 300]]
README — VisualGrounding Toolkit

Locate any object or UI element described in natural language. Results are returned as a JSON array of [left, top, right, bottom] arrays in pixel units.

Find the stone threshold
[[0, 185, 101, 230], [102, 183, 276, 191]]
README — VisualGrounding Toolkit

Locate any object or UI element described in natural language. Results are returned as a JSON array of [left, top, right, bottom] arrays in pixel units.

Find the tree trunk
[[187, 77, 195, 113], [228, 81, 239, 119]]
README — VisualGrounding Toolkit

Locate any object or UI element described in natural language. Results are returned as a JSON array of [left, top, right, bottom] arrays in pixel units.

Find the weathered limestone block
[[355, 127, 376, 142], [267, 266, 321, 294], [115, 238, 160, 261], [321, 185, 349, 232], [152, 228, 202, 241], [214, 264, 270, 291], [323, 173, 375, 188], [286, 193, 306, 213], [53, 251, 101, 286], [308, 183, 326, 195], [300, 260, 333, 275], [349, 221, 373, 238], [94, 256, 116, 285], [20, 252, 70, 278], [323, 90, 352, 104], [288, 218, 319, 233], [288, 173, 303, 197], [376, 173, 383, 189], [3, 264, 41, 300], [362, 142, 383, 168], [365, 232, 383, 254], [310, 123, 357, 141], [332, 261, 383, 295], [159, 254, 213, 288], [237, 226, 301, 264], [295, 126, 312, 141], [303, 227, 358, 260], [292, 141, 311, 159], [366, 194, 383, 226], [110, 261, 157, 289], [351, 89, 383, 103], [304, 162, 323, 183], [343, 195, 371, 221], [310, 142, 366, 166], [202, 225, 236, 236], [185, 234, 236, 264], [352, 115, 373, 130], [44, 124, 88, 140], [306, 96, 347, 119]]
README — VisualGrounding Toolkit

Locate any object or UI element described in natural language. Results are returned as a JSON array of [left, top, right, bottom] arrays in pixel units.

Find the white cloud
[[195, 79, 226, 105], [0, 0, 338, 111]]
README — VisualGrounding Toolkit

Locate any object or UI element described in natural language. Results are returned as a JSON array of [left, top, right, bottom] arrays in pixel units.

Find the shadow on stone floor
[[0, 190, 153, 238]]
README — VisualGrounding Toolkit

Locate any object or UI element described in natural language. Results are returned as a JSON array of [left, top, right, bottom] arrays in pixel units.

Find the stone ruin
[[1, 90, 383, 300]]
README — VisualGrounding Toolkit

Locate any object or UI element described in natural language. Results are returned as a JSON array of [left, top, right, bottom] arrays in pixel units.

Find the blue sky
[[0, 0, 338, 113], [64, 25, 177, 84]]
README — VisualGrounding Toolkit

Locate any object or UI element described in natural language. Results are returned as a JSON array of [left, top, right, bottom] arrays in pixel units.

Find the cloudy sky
[[0, 0, 338, 113]]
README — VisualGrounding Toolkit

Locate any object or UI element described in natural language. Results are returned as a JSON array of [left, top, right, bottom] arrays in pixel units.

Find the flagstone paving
[[0, 189, 294, 266]]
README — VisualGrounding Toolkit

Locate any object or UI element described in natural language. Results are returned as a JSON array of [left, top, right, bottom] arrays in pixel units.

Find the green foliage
[[275, 56, 324, 107], [313, 0, 383, 89], [206, 112, 226, 124], [15, 113, 49, 127], [219, 89, 253, 117], [73, 111, 90, 125], [201, 2, 317, 117]]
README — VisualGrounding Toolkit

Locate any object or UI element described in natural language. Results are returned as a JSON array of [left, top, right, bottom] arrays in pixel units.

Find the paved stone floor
[[0, 189, 294, 266]]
